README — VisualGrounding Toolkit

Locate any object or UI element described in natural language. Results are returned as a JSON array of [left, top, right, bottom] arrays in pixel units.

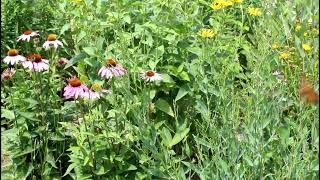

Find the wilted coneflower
[[63, 77, 89, 99], [83, 83, 110, 100], [98, 58, 127, 79], [58, 57, 69, 66], [42, 34, 63, 49], [22, 54, 49, 72], [1, 68, 16, 81], [140, 70, 163, 82], [16, 30, 39, 42], [3, 49, 26, 65]]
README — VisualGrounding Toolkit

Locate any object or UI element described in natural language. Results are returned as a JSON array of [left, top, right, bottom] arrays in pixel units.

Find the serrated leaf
[[155, 99, 174, 117], [169, 128, 190, 147]]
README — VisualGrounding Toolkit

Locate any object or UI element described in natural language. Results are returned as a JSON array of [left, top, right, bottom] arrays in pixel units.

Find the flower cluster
[[247, 7, 262, 16], [2, 29, 164, 102], [210, 0, 236, 11]]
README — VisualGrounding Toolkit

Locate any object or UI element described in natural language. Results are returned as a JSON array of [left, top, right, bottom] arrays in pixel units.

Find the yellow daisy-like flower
[[210, 2, 223, 10], [199, 29, 216, 38], [302, 44, 312, 52], [232, 0, 243, 3], [303, 32, 308, 37], [210, 0, 234, 10], [295, 24, 302, 32], [272, 42, 279, 49], [221, 0, 233, 7], [247, 7, 262, 16], [279, 52, 290, 59]]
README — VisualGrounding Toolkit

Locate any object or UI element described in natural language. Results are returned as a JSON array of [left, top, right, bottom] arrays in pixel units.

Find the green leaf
[[77, 31, 87, 43], [169, 128, 190, 147], [63, 163, 77, 177], [96, 37, 105, 50], [46, 151, 58, 169], [83, 46, 96, 56], [64, 52, 87, 69], [60, 23, 70, 35], [175, 85, 189, 101], [1, 109, 15, 120], [161, 127, 172, 147], [123, 15, 131, 24], [155, 99, 174, 117], [179, 71, 190, 81]]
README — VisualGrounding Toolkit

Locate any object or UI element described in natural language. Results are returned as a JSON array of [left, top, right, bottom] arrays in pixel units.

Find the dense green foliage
[[1, 0, 319, 179]]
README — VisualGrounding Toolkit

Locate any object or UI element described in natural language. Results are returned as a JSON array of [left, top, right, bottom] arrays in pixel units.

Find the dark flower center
[[47, 34, 57, 41], [27, 54, 43, 62], [69, 78, 81, 87], [146, 71, 155, 77], [107, 58, 117, 67], [7, 49, 18, 56], [23, 30, 33, 35]]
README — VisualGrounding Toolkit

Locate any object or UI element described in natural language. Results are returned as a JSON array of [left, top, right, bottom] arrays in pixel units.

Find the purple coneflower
[[1, 68, 16, 81], [83, 83, 110, 100], [98, 58, 127, 79], [22, 54, 49, 72], [17, 30, 39, 42], [63, 77, 89, 99], [3, 49, 26, 65], [43, 34, 63, 49], [140, 70, 163, 82]]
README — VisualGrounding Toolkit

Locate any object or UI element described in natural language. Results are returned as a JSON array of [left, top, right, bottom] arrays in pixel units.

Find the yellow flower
[[247, 7, 262, 16], [210, 2, 223, 10], [272, 43, 279, 49], [295, 24, 302, 32], [279, 52, 290, 59], [199, 29, 216, 38], [302, 44, 312, 52], [210, 0, 234, 10], [303, 32, 308, 37], [222, 0, 233, 7], [91, 83, 102, 91], [232, 0, 243, 3]]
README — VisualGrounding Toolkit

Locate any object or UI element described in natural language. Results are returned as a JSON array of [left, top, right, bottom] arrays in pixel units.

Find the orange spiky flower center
[[27, 54, 43, 62], [69, 78, 81, 87], [7, 49, 19, 56], [23, 30, 33, 35], [107, 58, 117, 67], [146, 71, 155, 77], [47, 34, 57, 41]]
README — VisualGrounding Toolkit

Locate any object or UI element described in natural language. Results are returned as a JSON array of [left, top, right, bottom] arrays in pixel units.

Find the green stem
[[78, 100, 97, 179]]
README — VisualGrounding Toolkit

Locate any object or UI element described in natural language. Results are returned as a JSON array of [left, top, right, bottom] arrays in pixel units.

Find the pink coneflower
[[1, 68, 16, 80], [42, 34, 63, 49], [63, 77, 89, 99], [3, 49, 26, 65], [83, 83, 110, 100], [98, 58, 127, 79], [22, 54, 49, 72], [17, 30, 39, 42], [140, 70, 163, 82]]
